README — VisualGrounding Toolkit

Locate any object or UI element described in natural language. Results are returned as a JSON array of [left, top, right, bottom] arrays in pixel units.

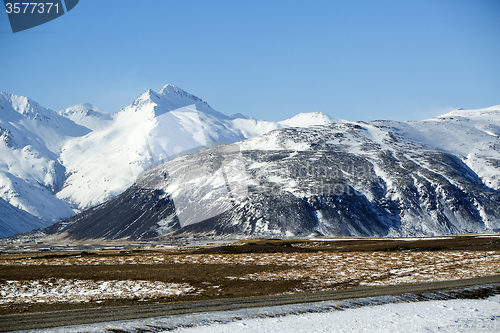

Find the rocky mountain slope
[[34, 105, 500, 240], [0, 86, 335, 237]]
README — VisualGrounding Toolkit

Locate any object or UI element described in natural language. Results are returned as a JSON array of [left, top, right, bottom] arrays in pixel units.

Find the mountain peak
[[58, 102, 112, 131], [279, 111, 344, 127], [128, 89, 158, 112], [158, 84, 188, 95], [158, 84, 213, 110], [0, 92, 50, 120], [159, 83, 183, 93], [436, 105, 500, 121], [2, 91, 500, 239], [59, 102, 105, 114], [122, 84, 229, 119]]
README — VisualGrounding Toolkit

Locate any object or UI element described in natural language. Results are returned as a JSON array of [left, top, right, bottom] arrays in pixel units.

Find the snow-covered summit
[[0, 93, 90, 237], [279, 111, 343, 127], [0, 93, 90, 151], [436, 105, 500, 122], [119, 85, 227, 120], [3, 85, 498, 240], [59, 102, 112, 131], [1, 92, 51, 120], [55, 85, 339, 214], [1, 87, 340, 238], [158, 84, 214, 110], [44, 104, 500, 240], [60, 102, 105, 114]]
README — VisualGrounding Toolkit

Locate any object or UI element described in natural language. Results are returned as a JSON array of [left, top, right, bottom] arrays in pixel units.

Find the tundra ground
[[1, 235, 499, 315]]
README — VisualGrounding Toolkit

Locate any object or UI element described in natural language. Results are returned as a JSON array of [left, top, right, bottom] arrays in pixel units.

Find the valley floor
[[0, 235, 499, 316]]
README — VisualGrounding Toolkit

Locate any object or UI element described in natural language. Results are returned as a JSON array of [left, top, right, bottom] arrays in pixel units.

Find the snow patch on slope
[[0, 279, 197, 304]]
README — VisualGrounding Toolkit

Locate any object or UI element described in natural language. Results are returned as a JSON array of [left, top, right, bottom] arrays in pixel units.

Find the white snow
[[0, 279, 197, 304], [1, 86, 336, 237], [389, 105, 500, 188], [26, 293, 500, 332], [55, 89, 334, 207], [0, 93, 90, 237], [1, 87, 500, 238], [278, 111, 344, 127], [58, 102, 112, 131]]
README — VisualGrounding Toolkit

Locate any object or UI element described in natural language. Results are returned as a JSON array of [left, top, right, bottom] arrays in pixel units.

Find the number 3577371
[[5, 2, 59, 14]]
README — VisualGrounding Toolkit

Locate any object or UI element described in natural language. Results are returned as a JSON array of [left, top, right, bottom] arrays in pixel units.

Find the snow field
[[0, 279, 197, 305], [168, 295, 500, 333]]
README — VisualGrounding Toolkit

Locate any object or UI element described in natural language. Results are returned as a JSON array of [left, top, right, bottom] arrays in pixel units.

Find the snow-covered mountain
[[0, 85, 336, 238], [30, 104, 500, 241], [0, 93, 90, 237], [56, 85, 337, 212]]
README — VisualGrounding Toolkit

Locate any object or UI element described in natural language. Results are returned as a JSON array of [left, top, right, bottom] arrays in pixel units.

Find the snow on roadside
[[0, 279, 197, 304], [168, 295, 500, 333], [25, 290, 500, 333]]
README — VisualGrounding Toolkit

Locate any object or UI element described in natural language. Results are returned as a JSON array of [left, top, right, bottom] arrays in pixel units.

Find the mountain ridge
[[10, 104, 500, 241], [0, 85, 338, 237]]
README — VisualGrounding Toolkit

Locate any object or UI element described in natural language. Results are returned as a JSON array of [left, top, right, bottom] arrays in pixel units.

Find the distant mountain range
[[0, 85, 336, 238]]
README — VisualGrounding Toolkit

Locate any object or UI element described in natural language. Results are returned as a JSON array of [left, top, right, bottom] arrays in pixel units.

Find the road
[[1, 275, 500, 332]]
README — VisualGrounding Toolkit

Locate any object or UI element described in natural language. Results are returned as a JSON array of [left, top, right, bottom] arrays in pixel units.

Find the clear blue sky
[[1, 0, 499, 122]]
